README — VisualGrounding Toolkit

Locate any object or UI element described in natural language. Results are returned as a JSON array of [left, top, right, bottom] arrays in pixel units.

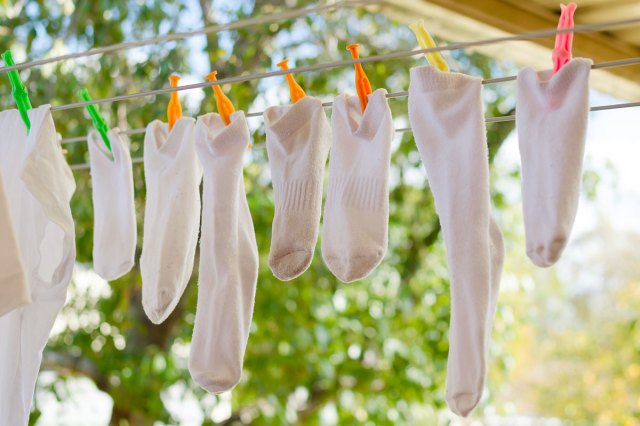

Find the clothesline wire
[[67, 100, 640, 171], [48, 15, 640, 112], [0, 0, 378, 74], [58, 56, 640, 145]]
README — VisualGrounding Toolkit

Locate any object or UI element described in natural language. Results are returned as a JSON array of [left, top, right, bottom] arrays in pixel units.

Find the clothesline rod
[[48, 16, 640, 113], [0, 0, 378, 74], [66, 99, 640, 170], [58, 56, 640, 145], [61, 128, 146, 144]]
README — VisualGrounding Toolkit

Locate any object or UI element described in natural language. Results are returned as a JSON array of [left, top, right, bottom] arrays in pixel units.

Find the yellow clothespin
[[409, 20, 449, 72]]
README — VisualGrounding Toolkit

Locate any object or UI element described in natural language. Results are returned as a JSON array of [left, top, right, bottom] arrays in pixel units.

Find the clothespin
[[409, 20, 449, 72], [346, 44, 372, 113], [276, 58, 306, 103], [205, 71, 236, 126], [552, 2, 577, 74], [78, 88, 111, 152], [167, 75, 183, 130], [2, 50, 33, 133]]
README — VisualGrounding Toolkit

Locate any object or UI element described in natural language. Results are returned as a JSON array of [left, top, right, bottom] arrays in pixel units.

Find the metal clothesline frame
[[47, 16, 640, 113], [2, 2, 639, 170], [0, 0, 379, 74], [60, 56, 640, 145]]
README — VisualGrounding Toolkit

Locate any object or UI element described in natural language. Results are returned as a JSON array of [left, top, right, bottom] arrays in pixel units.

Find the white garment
[[0, 171, 29, 317], [189, 112, 259, 393], [88, 129, 136, 280], [264, 97, 331, 281], [322, 88, 393, 283], [141, 118, 202, 324], [516, 58, 592, 267], [408, 66, 504, 417], [0, 105, 76, 425]]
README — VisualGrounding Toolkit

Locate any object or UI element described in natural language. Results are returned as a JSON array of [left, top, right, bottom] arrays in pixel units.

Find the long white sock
[[88, 129, 136, 280], [0, 171, 29, 317], [189, 112, 259, 393], [322, 89, 393, 283], [408, 66, 505, 417], [0, 105, 76, 425], [264, 97, 331, 280], [141, 118, 202, 324], [517, 58, 591, 267]]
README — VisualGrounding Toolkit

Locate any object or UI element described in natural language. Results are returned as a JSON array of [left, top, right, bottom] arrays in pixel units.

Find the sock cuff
[[273, 178, 321, 211], [196, 111, 249, 158], [332, 89, 391, 141], [410, 65, 482, 93], [264, 97, 325, 141], [517, 57, 592, 98], [326, 175, 387, 211]]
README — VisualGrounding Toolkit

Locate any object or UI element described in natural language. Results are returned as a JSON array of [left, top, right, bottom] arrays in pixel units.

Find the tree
[[1, 1, 515, 424]]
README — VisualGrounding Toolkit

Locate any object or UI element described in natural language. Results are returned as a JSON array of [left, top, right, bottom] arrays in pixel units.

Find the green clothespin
[[78, 88, 111, 152], [2, 50, 33, 133]]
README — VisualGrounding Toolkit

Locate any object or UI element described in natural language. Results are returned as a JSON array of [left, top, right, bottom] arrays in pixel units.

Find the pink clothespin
[[552, 2, 577, 74]]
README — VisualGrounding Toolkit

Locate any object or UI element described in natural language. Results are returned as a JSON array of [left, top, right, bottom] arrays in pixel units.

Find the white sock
[[517, 58, 591, 267], [141, 118, 202, 324], [264, 97, 331, 280], [322, 89, 393, 283], [88, 129, 136, 280], [0, 171, 29, 317], [408, 66, 505, 417], [0, 105, 76, 424], [189, 112, 259, 393]]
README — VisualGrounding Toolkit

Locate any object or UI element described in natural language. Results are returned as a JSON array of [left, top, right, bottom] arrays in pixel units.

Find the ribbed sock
[[264, 97, 331, 280], [322, 89, 393, 283]]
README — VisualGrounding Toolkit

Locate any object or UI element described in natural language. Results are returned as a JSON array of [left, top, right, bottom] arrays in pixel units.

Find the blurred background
[[1, 0, 640, 424]]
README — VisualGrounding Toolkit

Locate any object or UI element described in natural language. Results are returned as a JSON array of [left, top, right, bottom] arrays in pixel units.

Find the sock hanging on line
[[0, 171, 29, 317], [264, 97, 331, 281], [0, 105, 76, 425], [516, 58, 591, 267], [88, 128, 137, 281], [189, 112, 259, 393], [322, 88, 393, 283], [408, 66, 505, 417], [140, 118, 202, 324]]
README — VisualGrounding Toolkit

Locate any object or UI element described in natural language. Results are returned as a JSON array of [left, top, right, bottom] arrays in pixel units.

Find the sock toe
[[269, 249, 313, 281], [527, 236, 567, 268], [143, 288, 176, 324], [324, 251, 385, 283], [446, 391, 481, 417], [191, 370, 241, 394]]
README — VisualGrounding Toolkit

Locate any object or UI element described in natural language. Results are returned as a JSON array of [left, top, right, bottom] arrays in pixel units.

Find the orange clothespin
[[277, 58, 306, 103], [167, 75, 183, 130], [552, 2, 577, 74], [205, 70, 236, 125], [346, 43, 372, 113]]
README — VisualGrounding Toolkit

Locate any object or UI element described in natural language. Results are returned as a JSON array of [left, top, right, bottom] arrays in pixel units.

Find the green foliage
[[1, 1, 516, 424]]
